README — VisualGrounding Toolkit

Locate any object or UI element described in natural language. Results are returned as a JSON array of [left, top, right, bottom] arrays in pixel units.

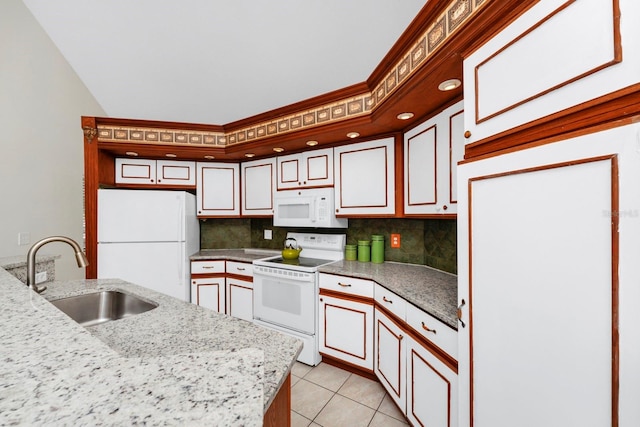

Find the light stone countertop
[[0, 254, 60, 269], [0, 267, 301, 426], [191, 249, 458, 330], [319, 260, 458, 330]]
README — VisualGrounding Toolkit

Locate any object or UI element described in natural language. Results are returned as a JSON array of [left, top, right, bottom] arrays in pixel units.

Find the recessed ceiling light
[[125, 151, 138, 156], [245, 153, 255, 158], [165, 153, 177, 158], [397, 112, 414, 120], [273, 147, 284, 153], [346, 132, 360, 139], [438, 78, 462, 91], [306, 140, 319, 146], [204, 155, 215, 160]]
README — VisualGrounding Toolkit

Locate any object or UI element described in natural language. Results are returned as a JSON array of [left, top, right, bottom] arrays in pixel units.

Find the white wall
[[0, 0, 105, 280]]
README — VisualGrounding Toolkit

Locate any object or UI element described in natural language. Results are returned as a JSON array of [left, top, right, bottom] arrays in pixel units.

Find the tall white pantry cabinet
[[457, 0, 640, 426]]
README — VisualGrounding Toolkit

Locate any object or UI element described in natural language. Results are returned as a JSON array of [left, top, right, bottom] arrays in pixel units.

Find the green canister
[[371, 234, 385, 263], [345, 244, 357, 261], [357, 240, 371, 262]]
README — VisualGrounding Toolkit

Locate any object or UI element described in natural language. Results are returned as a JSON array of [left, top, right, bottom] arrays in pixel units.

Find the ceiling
[[22, 0, 426, 125]]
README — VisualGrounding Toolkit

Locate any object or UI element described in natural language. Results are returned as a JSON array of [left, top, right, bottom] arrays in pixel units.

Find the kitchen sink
[[50, 290, 158, 327]]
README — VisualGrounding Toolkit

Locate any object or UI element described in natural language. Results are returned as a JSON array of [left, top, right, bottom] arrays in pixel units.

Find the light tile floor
[[290, 362, 409, 427]]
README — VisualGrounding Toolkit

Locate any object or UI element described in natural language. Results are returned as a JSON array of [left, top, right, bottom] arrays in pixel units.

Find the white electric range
[[252, 232, 346, 365]]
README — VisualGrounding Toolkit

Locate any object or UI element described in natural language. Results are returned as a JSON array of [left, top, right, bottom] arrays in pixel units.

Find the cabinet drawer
[[191, 260, 225, 274], [226, 261, 253, 277], [374, 284, 406, 321], [406, 303, 457, 359], [319, 273, 374, 298]]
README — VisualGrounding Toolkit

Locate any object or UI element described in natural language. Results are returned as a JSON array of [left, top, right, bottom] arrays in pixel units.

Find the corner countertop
[[190, 248, 280, 263], [319, 260, 458, 330], [0, 267, 301, 426]]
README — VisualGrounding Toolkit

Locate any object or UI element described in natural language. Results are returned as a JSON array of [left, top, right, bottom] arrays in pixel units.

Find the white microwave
[[273, 187, 348, 228]]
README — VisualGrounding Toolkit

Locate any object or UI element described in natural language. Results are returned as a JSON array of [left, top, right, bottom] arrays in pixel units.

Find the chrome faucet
[[26, 236, 89, 293]]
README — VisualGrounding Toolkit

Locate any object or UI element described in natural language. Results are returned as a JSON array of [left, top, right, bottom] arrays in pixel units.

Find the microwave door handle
[[311, 199, 317, 223]]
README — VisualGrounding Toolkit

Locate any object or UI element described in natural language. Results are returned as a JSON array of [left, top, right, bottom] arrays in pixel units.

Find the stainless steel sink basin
[[50, 290, 158, 327]]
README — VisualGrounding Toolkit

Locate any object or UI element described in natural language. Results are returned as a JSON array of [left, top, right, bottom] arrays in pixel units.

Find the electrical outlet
[[35, 271, 47, 284], [264, 229, 273, 240], [18, 232, 30, 246], [391, 233, 401, 248]]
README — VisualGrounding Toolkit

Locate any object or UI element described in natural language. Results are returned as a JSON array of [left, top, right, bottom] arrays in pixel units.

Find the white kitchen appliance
[[253, 232, 346, 365], [97, 189, 199, 302], [273, 187, 348, 228]]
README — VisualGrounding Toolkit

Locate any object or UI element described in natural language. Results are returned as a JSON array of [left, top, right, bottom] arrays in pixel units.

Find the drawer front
[[406, 303, 457, 359], [374, 284, 406, 321], [191, 260, 225, 274], [319, 273, 374, 298], [226, 261, 253, 277]]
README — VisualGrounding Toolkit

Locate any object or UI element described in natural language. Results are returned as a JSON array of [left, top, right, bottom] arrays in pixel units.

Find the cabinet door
[[456, 123, 640, 427], [242, 158, 275, 216], [319, 294, 374, 370], [115, 158, 156, 184], [463, 0, 640, 144], [404, 101, 463, 215], [304, 148, 333, 188], [334, 137, 395, 215], [226, 277, 253, 322], [196, 162, 240, 217], [191, 277, 225, 313], [277, 147, 334, 190], [406, 336, 457, 427], [156, 160, 195, 186], [374, 307, 406, 411]]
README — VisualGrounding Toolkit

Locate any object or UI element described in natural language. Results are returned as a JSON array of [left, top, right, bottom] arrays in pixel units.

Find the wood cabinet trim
[[193, 281, 224, 312], [338, 143, 391, 209], [305, 152, 330, 182], [449, 109, 464, 204], [319, 288, 374, 304]]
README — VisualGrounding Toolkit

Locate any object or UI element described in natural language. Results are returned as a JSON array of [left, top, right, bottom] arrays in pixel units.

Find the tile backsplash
[[200, 217, 457, 274]]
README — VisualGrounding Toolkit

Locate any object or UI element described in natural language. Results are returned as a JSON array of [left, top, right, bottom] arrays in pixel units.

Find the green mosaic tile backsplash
[[200, 217, 457, 274]]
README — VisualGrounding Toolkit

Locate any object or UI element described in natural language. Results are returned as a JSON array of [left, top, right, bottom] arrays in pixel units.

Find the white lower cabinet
[[406, 335, 458, 427], [191, 277, 225, 313], [318, 273, 375, 371], [374, 307, 407, 411], [319, 294, 374, 370], [190, 260, 253, 321], [226, 276, 253, 322]]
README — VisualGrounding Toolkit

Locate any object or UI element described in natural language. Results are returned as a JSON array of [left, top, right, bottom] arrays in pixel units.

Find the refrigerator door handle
[[177, 196, 184, 284]]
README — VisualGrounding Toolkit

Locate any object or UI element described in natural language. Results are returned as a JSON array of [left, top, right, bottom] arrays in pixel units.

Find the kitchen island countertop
[[0, 267, 301, 426]]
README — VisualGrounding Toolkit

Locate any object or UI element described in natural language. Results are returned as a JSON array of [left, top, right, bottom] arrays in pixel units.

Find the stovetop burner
[[263, 256, 337, 268]]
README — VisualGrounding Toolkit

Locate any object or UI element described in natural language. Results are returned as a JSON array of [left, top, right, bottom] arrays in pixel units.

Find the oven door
[[253, 266, 317, 335]]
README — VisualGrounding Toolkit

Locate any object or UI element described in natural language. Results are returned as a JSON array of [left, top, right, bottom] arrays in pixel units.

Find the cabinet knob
[[158, 179, 161, 183], [464, 130, 471, 138], [443, 205, 448, 211]]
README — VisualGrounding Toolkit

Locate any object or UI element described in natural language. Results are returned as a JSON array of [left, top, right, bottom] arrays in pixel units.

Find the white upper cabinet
[[277, 147, 334, 190], [241, 158, 275, 216], [404, 101, 464, 216], [115, 158, 195, 186], [334, 137, 396, 216], [463, 0, 640, 144], [196, 162, 240, 217]]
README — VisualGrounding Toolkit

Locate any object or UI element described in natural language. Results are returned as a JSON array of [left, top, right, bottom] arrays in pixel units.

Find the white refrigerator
[[97, 189, 199, 302]]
